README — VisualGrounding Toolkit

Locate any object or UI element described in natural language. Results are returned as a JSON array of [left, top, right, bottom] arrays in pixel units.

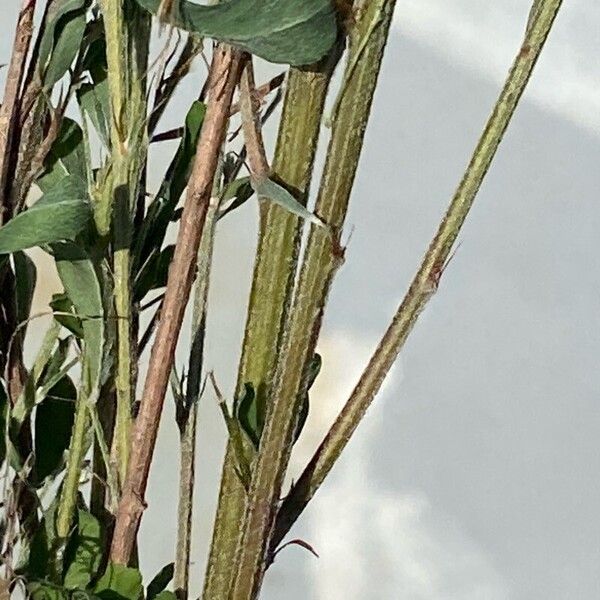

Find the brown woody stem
[[109, 45, 243, 565]]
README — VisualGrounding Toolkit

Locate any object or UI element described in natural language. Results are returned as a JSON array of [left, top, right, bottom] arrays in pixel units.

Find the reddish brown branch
[[0, 0, 36, 225], [109, 45, 243, 565]]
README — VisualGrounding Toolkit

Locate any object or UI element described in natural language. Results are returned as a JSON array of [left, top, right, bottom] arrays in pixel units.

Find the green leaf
[[133, 245, 174, 302], [53, 243, 104, 395], [31, 376, 77, 486], [50, 293, 85, 339], [235, 383, 260, 449], [94, 564, 143, 600], [153, 592, 177, 600], [146, 563, 174, 600], [134, 101, 206, 270], [28, 498, 60, 580], [294, 353, 322, 443], [218, 176, 254, 220], [77, 36, 109, 147], [134, 0, 338, 66], [37, 118, 88, 193], [38, 0, 91, 88], [0, 177, 91, 255], [252, 177, 324, 226], [63, 510, 102, 589], [28, 582, 69, 600], [14, 251, 37, 328]]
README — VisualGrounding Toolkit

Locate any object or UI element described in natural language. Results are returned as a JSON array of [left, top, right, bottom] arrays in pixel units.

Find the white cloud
[[394, 0, 600, 133], [296, 332, 509, 599]]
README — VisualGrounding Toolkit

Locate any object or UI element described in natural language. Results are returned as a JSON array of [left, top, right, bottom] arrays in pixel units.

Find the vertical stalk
[[110, 45, 242, 566], [271, 0, 564, 549], [228, 1, 398, 597], [202, 50, 341, 600], [174, 163, 221, 599], [0, 0, 36, 225], [55, 393, 89, 562], [99, 0, 150, 485]]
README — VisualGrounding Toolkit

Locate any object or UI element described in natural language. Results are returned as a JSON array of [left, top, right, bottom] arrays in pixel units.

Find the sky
[[2, 2, 599, 599]]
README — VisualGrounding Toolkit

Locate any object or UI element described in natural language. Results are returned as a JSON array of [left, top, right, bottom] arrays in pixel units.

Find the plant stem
[[99, 0, 150, 485], [110, 45, 242, 566], [174, 157, 222, 600], [271, 0, 564, 552], [201, 53, 340, 600], [0, 0, 35, 225], [228, 1, 399, 596], [55, 392, 89, 554]]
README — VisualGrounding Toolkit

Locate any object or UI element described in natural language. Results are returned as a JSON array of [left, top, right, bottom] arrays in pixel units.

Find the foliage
[[0, 1, 562, 599]]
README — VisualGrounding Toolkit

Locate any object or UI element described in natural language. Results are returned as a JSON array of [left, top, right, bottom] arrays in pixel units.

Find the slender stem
[[99, 0, 151, 485], [174, 156, 222, 600], [228, 1, 399, 596], [0, 0, 35, 225], [201, 52, 340, 600], [238, 61, 270, 178], [110, 45, 242, 565], [271, 0, 564, 551], [90, 404, 120, 514], [55, 392, 89, 557]]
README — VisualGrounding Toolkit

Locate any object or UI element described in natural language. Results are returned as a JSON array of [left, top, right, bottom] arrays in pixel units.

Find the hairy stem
[[110, 45, 242, 565], [174, 158, 222, 600], [99, 0, 150, 485], [272, 0, 564, 551], [228, 1, 399, 596], [201, 51, 340, 600], [55, 392, 89, 565]]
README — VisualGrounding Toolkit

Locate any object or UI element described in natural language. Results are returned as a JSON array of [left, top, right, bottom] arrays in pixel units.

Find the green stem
[[90, 404, 120, 514], [99, 0, 150, 485], [201, 52, 340, 600], [55, 391, 89, 560], [228, 1, 399, 597], [271, 0, 564, 552], [174, 162, 221, 600]]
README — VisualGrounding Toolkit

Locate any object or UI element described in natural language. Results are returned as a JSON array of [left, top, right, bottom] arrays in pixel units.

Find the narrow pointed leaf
[[38, 0, 91, 88], [37, 118, 88, 193], [134, 101, 206, 269], [252, 177, 324, 226], [52, 243, 104, 395], [146, 563, 174, 600], [14, 251, 37, 328]]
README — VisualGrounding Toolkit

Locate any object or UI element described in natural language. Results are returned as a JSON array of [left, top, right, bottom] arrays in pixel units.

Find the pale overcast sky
[[2, 2, 599, 599]]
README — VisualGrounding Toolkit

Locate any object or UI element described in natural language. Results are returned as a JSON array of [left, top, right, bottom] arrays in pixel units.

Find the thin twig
[[238, 60, 270, 179], [109, 45, 243, 565], [174, 168, 221, 598], [271, 0, 564, 553], [0, 0, 36, 225], [229, 71, 284, 118]]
